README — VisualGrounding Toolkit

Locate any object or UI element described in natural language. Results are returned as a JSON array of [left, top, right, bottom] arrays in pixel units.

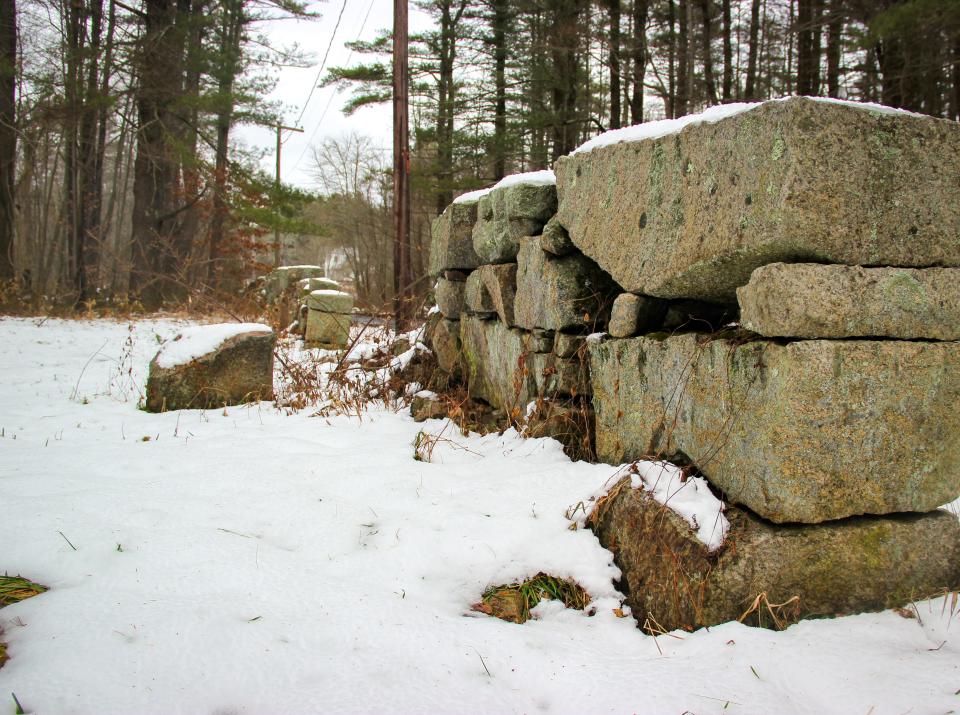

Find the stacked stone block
[[305, 289, 354, 348], [429, 174, 617, 422], [574, 97, 960, 631], [430, 98, 960, 631], [293, 276, 342, 338], [260, 265, 327, 304], [554, 96, 960, 303]]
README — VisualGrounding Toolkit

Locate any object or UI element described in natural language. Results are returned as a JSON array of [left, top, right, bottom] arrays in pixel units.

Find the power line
[[289, 0, 349, 132], [291, 0, 377, 175]]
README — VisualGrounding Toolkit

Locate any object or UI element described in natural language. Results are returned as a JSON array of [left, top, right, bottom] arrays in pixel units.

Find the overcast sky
[[235, 0, 436, 191]]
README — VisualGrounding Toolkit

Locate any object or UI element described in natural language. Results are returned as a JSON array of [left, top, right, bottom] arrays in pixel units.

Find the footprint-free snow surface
[[0, 317, 957, 715]]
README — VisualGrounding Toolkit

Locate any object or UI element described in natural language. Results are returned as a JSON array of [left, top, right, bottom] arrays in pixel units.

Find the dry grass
[[412, 423, 482, 463], [0, 575, 47, 673], [272, 319, 446, 421], [738, 592, 801, 630], [472, 573, 590, 624], [0, 576, 47, 607]]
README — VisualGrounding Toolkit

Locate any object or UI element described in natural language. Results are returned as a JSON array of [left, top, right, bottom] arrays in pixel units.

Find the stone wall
[[427, 97, 960, 630], [428, 174, 616, 453]]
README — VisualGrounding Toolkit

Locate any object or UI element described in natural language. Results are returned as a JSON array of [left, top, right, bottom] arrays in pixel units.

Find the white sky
[[236, 0, 436, 191]]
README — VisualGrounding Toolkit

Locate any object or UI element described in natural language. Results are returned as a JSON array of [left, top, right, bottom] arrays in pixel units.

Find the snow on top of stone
[[806, 95, 926, 118], [570, 96, 926, 156], [571, 102, 759, 155], [452, 187, 493, 204], [309, 289, 351, 298], [492, 169, 556, 189], [155, 323, 272, 369], [590, 461, 729, 551], [451, 170, 556, 204]]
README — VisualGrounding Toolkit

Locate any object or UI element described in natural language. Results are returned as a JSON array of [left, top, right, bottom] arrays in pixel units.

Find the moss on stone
[[590, 481, 960, 632]]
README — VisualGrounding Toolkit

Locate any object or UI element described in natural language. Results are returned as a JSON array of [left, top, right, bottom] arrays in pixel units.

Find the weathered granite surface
[[473, 183, 556, 264], [556, 97, 960, 302], [306, 289, 353, 314], [476, 263, 518, 326], [431, 317, 463, 379], [738, 263, 960, 340], [589, 333, 960, 523], [591, 481, 960, 631], [305, 311, 351, 347], [539, 216, 576, 256], [461, 315, 590, 412], [607, 293, 668, 337], [515, 238, 617, 332], [430, 200, 482, 276], [436, 278, 466, 320], [146, 330, 275, 412]]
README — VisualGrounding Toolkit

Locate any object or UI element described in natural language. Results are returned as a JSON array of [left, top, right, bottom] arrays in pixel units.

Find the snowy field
[[0, 316, 957, 715]]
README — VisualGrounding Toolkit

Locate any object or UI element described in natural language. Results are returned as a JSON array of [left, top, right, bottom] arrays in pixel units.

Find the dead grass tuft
[[737, 592, 801, 630], [0, 575, 47, 673], [472, 572, 590, 624], [0, 576, 47, 607]]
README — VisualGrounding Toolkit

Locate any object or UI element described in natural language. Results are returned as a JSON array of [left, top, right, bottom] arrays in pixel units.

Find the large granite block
[[461, 316, 589, 412], [429, 200, 482, 277], [738, 263, 960, 340], [589, 333, 960, 523], [556, 97, 960, 302], [514, 237, 617, 332]]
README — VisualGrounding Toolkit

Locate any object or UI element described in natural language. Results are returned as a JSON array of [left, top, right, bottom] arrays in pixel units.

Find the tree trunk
[[63, 0, 85, 302], [699, 0, 717, 105], [491, 0, 508, 178], [89, 0, 116, 295], [490, 0, 508, 177], [721, 0, 732, 100], [130, 0, 188, 308], [675, 0, 689, 116], [548, 0, 586, 161], [811, 0, 822, 95], [436, 0, 464, 210], [786, 0, 795, 94], [608, 0, 621, 129], [77, 0, 105, 301], [0, 0, 15, 280], [744, 0, 761, 98], [825, 0, 841, 97], [208, 0, 243, 290], [435, 2, 450, 213], [796, 0, 822, 95], [667, 0, 676, 116], [952, 34, 960, 121], [629, 0, 648, 123], [876, 38, 907, 109], [393, 0, 412, 328], [179, 0, 206, 285]]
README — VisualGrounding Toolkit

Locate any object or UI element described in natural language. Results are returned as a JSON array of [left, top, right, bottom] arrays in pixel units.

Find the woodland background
[[0, 0, 956, 312]]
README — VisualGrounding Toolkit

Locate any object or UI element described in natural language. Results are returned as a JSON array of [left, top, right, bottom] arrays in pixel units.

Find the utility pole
[[392, 0, 412, 330], [274, 123, 304, 268]]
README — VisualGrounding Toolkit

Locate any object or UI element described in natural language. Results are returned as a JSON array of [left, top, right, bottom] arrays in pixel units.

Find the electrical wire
[[288, 0, 350, 133], [290, 0, 377, 174]]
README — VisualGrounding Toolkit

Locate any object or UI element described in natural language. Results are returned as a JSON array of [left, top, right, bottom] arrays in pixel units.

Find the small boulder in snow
[[410, 391, 447, 422], [146, 324, 275, 412]]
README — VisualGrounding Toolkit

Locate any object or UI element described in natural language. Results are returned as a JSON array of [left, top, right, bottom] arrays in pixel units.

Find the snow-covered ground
[[0, 317, 957, 715]]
